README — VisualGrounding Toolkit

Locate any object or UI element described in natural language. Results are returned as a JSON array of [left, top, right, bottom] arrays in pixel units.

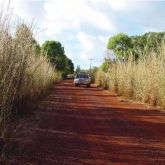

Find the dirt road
[[8, 80, 165, 165]]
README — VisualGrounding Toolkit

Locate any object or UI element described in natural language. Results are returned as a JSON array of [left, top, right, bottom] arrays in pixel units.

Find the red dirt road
[[8, 80, 165, 164]]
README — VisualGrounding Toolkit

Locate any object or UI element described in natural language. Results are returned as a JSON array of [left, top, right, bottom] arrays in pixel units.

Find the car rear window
[[76, 74, 89, 78]]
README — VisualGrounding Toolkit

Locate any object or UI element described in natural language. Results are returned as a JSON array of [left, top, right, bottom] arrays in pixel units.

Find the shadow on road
[[7, 80, 165, 165]]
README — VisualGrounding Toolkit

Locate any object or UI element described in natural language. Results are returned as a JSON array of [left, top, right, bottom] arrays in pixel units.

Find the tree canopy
[[75, 65, 81, 74], [107, 33, 132, 59], [107, 32, 165, 60], [101, 59, 111, 73], [41, 40, 74, 76], [41, 41, 64, 65], [131, 32, 165, 57]]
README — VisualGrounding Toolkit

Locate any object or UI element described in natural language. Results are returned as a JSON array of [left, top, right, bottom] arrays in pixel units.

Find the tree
[[101, 59, 112, 72], [66, 58, 74, 74], [75, 65, 81, 74], [107, 33, 132, 59], [41, 40, 74, 76], [106, 31, 165, 62], [41, 40, 65, 66], [130, 32, 165, 58], [145, 32, 165, 52]]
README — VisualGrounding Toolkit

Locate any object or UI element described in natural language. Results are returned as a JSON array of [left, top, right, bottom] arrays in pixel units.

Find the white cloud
[[108, 0, 128, 11], [90, 0, 128, 11], [42, 0, 115, 37], [76, 32, 108, 62], [77, 32, 94, 61], [76, 32, 106, 65], [43, 0, 80, 35], [77, 32, 94, 50]]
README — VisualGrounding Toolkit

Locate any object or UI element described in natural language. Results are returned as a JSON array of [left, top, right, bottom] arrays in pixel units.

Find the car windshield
[[76, 74, 89, 78]]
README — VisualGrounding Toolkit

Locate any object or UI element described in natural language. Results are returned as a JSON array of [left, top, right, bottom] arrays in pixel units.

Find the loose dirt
[[6, 80, 165, 165]]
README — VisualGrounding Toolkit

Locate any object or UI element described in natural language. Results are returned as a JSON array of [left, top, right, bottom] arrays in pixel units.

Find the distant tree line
[[107, 32, 165, 60], [99, 31, 165, 73], [41, 41, 74, 77]]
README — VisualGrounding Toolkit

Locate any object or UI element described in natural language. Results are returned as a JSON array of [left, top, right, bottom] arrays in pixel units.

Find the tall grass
[[96, 45, 165, 108], [0, 7, 61, 141], [96, 70, 110, 90]]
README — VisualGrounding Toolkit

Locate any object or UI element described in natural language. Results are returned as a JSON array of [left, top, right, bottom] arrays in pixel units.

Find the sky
[[0, 0, 165, 69]]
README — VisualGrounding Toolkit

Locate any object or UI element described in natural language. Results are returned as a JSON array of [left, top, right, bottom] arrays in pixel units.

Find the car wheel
[[87, 84, 90, 88]]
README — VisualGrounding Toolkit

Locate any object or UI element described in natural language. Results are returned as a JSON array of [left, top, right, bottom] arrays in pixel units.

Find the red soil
[[6, 80, 165, 165]]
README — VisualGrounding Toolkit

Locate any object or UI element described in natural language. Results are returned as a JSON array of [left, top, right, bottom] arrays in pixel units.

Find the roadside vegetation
[[75, 65, 98, 83], [96, 32, 165, 108], [0, 5, 74, 160], [41, 40, 74, 78]]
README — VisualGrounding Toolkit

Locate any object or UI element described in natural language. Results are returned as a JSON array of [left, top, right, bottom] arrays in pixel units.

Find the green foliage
[[66, 58, 74, 74], [107, 33, 132, 59], [101, 59, 112, 72], [41, 40, 74, 76], [131, 32, 165, 58], [41, 40, 64, 65], [75, 65, 81, 74], [107, 32, 165, 60], [55, 55, 67, 71]]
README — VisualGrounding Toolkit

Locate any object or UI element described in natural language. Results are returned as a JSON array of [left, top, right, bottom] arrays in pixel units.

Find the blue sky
[[1, 0, 165, 69]]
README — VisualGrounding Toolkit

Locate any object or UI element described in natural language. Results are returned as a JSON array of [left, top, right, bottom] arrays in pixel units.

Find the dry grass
[[0, 7, 61, 139], [96, 45, 165, 109], [96, 69, 110, 90]]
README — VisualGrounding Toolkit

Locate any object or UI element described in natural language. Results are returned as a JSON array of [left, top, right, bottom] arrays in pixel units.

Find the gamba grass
[[0, 6, 61, 141], [96, 45, 165, 109]]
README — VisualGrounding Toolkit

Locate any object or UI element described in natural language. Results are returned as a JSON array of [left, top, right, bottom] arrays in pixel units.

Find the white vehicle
[[74, 72, 91, 87]]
